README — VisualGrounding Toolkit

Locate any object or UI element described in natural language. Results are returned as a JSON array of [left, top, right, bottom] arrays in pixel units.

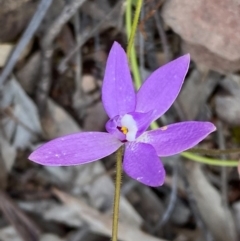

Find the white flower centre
[[120, 114, 138, 141]]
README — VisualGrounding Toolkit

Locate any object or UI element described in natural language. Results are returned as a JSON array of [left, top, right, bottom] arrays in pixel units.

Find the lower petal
[[29, 132, 123, 166], [138, 121, 216, 156], [123, 142, 166, 187]]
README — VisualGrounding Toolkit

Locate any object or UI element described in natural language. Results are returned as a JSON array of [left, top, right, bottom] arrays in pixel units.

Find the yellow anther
[[121, 126, 128, 134]]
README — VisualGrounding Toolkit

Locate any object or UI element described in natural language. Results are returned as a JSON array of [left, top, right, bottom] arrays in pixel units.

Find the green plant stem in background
[[126, 0, 143, 58], [150, 120, 159, 130], [125, 0, 239, 167], [126, 0, 142, 89], [181, 152, 238, 166], [112, 146, 123, 241], [188, 147, 240, 156]]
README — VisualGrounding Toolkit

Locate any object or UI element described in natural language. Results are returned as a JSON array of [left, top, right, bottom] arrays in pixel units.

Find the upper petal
[[123, 142, 166, 187], [102, 42, 136, 118], [138, 121, 216, 156], [29, 132, 123, 166], [136, 54, 190, 121]]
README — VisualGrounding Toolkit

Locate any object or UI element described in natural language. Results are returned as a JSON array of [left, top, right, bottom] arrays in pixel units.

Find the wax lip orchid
[[29, 42, 216, 187]]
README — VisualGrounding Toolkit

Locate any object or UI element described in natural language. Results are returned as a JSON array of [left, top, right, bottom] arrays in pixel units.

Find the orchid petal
[[138, 121, 216, 156], [136, 54, 190, 121], [102, 42, 136, 118], [29, 132, 123, 166], [123, 142, 165, 186]]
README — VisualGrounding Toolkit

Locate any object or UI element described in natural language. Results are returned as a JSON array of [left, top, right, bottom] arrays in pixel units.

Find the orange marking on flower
[[160, 126, 168, 131], [121, 126, 128, 134]]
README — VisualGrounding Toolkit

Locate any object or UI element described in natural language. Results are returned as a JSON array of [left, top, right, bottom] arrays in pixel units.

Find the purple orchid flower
[[29, 42, 216, 187]]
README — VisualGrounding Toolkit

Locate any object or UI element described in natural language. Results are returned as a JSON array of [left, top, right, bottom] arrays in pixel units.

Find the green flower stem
[[112, 146, 123, 241], [181, 152, 238, 166], [126, 0, 142, 89], [111, 1, 143, 241]]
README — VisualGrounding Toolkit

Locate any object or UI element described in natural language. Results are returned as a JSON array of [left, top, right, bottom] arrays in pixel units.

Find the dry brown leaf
[[40, 234, 66, 241], [215, 75, 240, 126], [44, 162, 142, 227], [232, 201, 240, 238], [0, 0, 38, 42], [0, 134, 16, 172], [0, 226, 23, 241], [0, 191, 41, 241], [83, 102, 108, 131], [178, 70, 219, 120], [185, 162, 237, 241], [53, 188, 167, 241], [41, 98, 80, 139], [81, 75, 97, 93], [17, 52, 41, 95], [1, 77, 42, 148], [0, 44, 14, 67]]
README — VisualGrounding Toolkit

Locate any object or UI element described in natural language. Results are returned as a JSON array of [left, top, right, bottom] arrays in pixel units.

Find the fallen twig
[[0, 191, 41, 241], [37, 0, 87, 113], [152, 0, 171, 62], [153, 163, 178, 231], [58, 0, 124, 73], [0, 0, 53, 87]]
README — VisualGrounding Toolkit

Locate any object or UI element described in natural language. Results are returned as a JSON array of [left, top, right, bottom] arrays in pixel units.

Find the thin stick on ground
[[73, 11, 84, 109], [36, 0, 87, 113], [0, 0, 53, 87], [152, 0, 171, 62], [153, 163, 178, 232], [58, 0, 124, 73], [217, 120, 228, 208]]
